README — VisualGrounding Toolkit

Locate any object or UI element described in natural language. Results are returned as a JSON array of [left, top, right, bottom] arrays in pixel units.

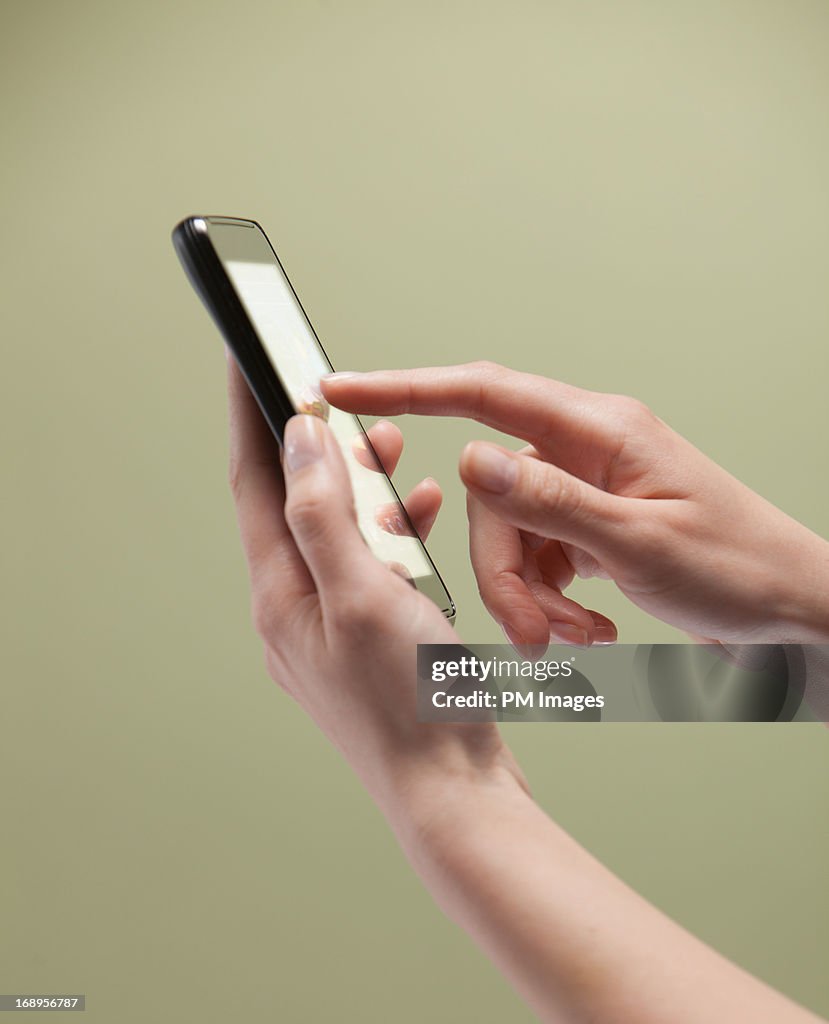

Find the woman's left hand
[[226, 359, 525, 828]]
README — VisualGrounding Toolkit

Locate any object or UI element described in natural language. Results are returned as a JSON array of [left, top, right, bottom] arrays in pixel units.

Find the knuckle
[[530, 463, 580, 518], [609, 394, 658, 427], [625, 509, 676, 560], [469, 359, 506, 381], [465, 361, 508, 422], [284, 492, 332, 543], [488, 566, 518, 604], [328, 589, 379, 638]]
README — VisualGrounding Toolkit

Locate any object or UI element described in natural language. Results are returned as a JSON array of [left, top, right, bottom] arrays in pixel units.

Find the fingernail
[[285, 415, 324, 471], [549, 622, 590, 647], [592, 623, 617, 645], [466, 444, 517, 494], [321, 371, 361, 383]]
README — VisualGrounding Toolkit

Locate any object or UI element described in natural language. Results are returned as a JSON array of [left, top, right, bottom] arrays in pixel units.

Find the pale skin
[[227, 358, 829, 1024]]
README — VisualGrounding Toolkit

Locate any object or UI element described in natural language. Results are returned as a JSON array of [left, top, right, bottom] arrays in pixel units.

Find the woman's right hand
[[322, 362, 829, 649]]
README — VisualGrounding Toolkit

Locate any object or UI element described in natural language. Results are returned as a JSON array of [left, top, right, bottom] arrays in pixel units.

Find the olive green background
[[2, 1, 828, 1020]]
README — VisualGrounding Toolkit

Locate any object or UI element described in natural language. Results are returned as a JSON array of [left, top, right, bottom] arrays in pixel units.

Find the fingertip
[[458, 440, 480, 478], [420, 476, 443, 499], [402, 478, 443, 540], [459, 441, 517, 496], [548, 622, 590, 648], [320, 372, 364, 403], [363, 419, 404, 474], [284, 414, 322, 473], [320, 371, 361, 386], [372, 419, 404, 449], [587, 609, 618, 645]]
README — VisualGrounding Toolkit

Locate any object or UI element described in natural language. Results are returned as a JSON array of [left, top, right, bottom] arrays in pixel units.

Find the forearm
[[391, 770, 823, 1024]]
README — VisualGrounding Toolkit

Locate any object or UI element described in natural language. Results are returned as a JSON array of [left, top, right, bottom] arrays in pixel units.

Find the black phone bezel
[[172, 215, 456, 622], [172, 216, 296, 444]]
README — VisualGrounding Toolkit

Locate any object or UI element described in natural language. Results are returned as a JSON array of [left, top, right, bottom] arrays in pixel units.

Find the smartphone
[[172, 215, 455, 621]]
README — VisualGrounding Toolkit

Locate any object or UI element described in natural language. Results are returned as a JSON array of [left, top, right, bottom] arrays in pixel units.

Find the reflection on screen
[[225, 259, 433, 581]]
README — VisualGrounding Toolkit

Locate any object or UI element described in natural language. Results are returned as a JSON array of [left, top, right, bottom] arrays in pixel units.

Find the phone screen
[[201, 218, 453, 616]]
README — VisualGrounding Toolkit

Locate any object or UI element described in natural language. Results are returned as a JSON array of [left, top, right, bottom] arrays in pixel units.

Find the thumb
[[282, 414, 375, 601], [459, 441, 631, 558]]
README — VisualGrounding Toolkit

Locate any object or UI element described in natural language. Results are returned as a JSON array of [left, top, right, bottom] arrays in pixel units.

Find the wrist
[[379, 743, 532, 866], [768, 532, 829, 643]]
